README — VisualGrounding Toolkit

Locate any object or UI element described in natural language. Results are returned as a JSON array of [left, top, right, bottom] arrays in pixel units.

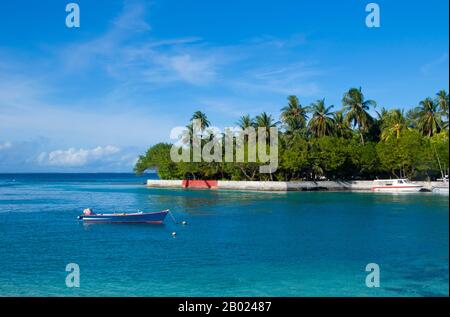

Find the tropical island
[[135, 88, 449, 182]]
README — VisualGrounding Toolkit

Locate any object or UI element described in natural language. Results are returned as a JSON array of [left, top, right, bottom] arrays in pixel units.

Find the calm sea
[[0, 173, 448, 296]]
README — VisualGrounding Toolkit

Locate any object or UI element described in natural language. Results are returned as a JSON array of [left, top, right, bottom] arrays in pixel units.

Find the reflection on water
[[147, 188, 289, 215]]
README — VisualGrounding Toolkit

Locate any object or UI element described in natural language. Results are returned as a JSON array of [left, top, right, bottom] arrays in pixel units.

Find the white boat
[[371, 179, 423, 193], [432, 186, 449, 194], [432, 178, 449, 194]]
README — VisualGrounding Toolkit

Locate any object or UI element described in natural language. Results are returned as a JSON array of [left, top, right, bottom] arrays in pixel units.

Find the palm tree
[[380, 109, 407, 141], [280, 95, 309, 131], [255, 112, 278, 140], [406, 107, 420, 129], [308, 99, 335, 138], [236, 114, 255, 144], [181, 123, 195, 148], [236, 114, 255, 130], [436, 90, 449, 126], [256, 112, 277, 128], [416, 98, 441, 136], [332, 110, 352, 138], [190, 111, 210, 140], [376, 107, 389, 123], [283, 117, 306, 138], [191, 111, 210, 131], [342, 87, 376, 144]]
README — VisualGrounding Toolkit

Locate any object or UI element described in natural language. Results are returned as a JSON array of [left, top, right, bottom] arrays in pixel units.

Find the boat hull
[[80, 210, 168, 224], [371, 186, 423, 193], [432, 186, 449, 194]]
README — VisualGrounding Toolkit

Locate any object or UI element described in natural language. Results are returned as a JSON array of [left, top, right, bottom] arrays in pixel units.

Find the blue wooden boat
[[78, 208, 169, 224]]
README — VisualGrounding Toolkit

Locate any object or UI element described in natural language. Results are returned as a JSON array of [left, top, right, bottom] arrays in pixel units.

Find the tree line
[[135, 88, 449, 181]]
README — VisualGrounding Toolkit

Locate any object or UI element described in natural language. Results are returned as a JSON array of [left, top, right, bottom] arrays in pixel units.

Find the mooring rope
[[167, 209, 187, 225], [167, 209, 178, 224]]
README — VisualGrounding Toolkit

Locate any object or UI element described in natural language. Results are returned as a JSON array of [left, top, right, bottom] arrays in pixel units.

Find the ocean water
[[0, 173, 448, 297]]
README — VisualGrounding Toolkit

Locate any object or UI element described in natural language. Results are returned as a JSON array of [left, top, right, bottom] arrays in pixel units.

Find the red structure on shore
[[182, 180, 218, 189]]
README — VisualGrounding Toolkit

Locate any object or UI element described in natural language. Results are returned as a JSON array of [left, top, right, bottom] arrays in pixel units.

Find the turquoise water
[[0, 173, 448, 296]]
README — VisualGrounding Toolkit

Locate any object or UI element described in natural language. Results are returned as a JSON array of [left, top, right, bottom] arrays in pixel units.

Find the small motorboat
[[432, 186, 449, 194], [371, 179, 423, 193], [432, 179, 449, 195], [78, 208, 169, 224]]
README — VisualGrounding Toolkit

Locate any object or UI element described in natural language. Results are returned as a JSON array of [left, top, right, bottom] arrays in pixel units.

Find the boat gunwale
[[371, 185, 423, 189], [86, 210, 169, 217]]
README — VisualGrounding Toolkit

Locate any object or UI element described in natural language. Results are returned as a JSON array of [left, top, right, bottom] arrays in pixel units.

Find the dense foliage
[[135, 88, 449, 181]]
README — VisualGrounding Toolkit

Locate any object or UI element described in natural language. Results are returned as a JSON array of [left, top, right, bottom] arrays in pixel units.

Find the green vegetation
[[135, 88, 449, 181]]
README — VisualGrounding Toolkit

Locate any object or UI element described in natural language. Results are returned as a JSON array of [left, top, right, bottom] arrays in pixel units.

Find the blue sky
[[0, 0, 448, 172]]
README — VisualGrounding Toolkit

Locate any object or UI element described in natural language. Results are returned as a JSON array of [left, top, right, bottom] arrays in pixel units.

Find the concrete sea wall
[[146, 180, 183, 188], [146, 179, 441, 191]]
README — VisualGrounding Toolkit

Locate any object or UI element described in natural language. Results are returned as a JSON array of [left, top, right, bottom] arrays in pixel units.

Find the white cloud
[[166, 54, 216, 85], [59, 1, 151, 72], [57, 2, 221, 87], [0, 141, 12, 150], [0, 138, 143, 172], [420, 53, 449, 76], [0, 1, 324, 173], [112, 2, 151, 32], [37, 145, 121, 167], [231, 62, 322, 97], [0, 67, 176, 147]]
